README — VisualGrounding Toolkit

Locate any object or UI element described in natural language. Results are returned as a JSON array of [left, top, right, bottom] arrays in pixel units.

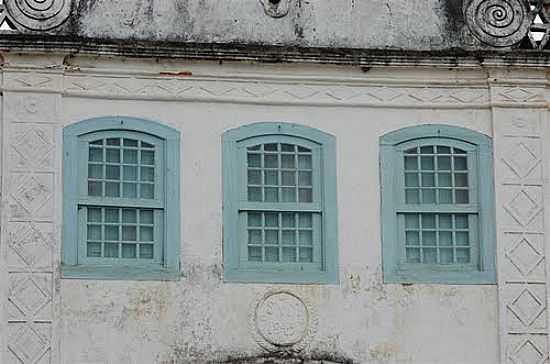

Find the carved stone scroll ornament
[[464, 0, 532, 47], [4, 0, 72, 31], [259, 0, 292, 18]]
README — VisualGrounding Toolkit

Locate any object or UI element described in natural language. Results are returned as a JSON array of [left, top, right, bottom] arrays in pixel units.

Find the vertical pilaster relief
[[1, 67, 61, 364], [491, 82, 550, 363]]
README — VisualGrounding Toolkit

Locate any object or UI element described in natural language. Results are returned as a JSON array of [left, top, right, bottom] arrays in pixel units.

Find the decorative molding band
[[0, 70, 549, 108]]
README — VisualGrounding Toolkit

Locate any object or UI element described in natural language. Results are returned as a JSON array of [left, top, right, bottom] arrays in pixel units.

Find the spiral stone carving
[[464, 0, 532, 47], [5, 0, 72, 31]]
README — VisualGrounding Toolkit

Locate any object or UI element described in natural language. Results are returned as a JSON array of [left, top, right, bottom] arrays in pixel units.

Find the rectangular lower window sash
[[78, 205, 164, 266]]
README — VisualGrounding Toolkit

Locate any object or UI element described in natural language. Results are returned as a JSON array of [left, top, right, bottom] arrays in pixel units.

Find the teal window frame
[[380, 124, 496, 284], [223, 122, 338, 284], [62, 116, 181, 280]]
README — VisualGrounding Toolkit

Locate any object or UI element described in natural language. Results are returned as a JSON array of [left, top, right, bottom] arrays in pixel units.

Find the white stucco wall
[[2, 55, 548, 364]]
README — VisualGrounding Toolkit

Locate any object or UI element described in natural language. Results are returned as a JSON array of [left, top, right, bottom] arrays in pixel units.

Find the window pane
[[265, 247, 279, 262], [88, 164, 103, 179], [282, 247, 296, 262], [87, 225, 101, 241], [248, 212, 262, 227], [281, 155, 295, 169], [105, 182, 120, 197], [405, 214, 419, 229], [105, 226, 119, 241], [140, 244, 154, 259], [87, 243, 102, 258], [123, 183, 137, 198], [248, 170, 261, 185], [140, 210, 153, 224], [421, 156, 434, 170], [282, 188, 296, 202], [104, 243, 119, 258], [106, 166, 120, 180], [264, 155, 278, 168], [282, 171, 296, 186], [122, 226, 137, 241], [88, 181, 102, 196], [298, 155, 312, 169], [123, 150, 138, 164], [122, 209, 136, 223], [264, 213, 279, 227], [405, 173, 419, 187], [122, 244, 137, 258], [141, 150, 155, 165], [264, 170, 278, 185], [140, 184, 154, 199], [248, 154, 261, 168], [264, 187, 278, 202], [106, 149, 120, 163], [89, 148, 103, 162], [88, 208, 102, 223], [405, 157, 418, 170], [123, 166, 137, 181], [423, 248, 437, 264], [298, 248, 313, 263], [299, 188, 313, 202], [140, 227, 154, 242], [140, 167, 155, 182], [248, 246, 262, 262]]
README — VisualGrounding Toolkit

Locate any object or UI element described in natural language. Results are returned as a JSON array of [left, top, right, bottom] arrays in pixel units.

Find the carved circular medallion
[[464, 0, 531, 47], [259, 0, 292, 18], [5, 0, 72, 31], [251, 290, 317, 352]]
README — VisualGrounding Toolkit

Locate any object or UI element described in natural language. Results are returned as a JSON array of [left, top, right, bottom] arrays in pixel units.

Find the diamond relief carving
[[505, 190, 542, 227], [506, 237, 544, 277], [10, 126, 54, 171], [510, 339, 548, 364], [508, 289, 546, 328], [8, 222, 54, 269], [503, 142, 541, 179], [9, 174, 54, 220], [9, 326, 50, 363], [9, 278, 51, 316]]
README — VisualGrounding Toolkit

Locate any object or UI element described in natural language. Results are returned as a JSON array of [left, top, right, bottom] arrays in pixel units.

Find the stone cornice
[[2, 34, 550, 68]]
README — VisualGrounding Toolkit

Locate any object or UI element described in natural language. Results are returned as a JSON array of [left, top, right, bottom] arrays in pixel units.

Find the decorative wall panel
[[491, 103, 550, 363], [2, 85, 60, 364]]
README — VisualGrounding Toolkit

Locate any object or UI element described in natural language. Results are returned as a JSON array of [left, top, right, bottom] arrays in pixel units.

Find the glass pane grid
[[247, 143, 313, 203], [88, 138, 155, 200], [404, 213, 472, 265], [86, 207, 155, 260], [247, 212, 314, 263], [404, 146, 469, 205]]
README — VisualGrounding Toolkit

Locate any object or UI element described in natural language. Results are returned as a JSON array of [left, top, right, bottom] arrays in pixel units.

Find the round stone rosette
[[5, 0, 72, 31], [251, 290, 318, 352], [464, 0, 532, 47]]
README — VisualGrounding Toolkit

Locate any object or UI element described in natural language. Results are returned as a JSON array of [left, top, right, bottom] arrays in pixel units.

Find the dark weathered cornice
[[1, 34, 550, 68]]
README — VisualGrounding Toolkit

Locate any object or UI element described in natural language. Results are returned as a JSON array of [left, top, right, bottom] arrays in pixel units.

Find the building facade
[[0, 0, 549, 363]]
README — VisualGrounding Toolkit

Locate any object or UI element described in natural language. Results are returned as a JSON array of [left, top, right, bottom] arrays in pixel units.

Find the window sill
[[61, 264, 181, 281]]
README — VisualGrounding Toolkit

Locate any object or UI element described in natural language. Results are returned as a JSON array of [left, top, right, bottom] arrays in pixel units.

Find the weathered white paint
[[2, 53, 549, 364]]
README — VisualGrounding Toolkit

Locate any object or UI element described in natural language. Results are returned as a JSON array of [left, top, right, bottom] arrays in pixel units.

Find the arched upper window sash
[[62, 116, 181, 281]]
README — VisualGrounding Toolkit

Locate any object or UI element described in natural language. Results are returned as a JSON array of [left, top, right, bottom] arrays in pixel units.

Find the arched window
[[380, 124, 496, 284], [223, 122, 338, 284], [62, 117, 180, 280]]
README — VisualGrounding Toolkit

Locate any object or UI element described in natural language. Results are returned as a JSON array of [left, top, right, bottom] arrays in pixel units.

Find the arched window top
[[223, 122, 335, 147], [64, 116, 180, 141], [380, 124, 492, 148]]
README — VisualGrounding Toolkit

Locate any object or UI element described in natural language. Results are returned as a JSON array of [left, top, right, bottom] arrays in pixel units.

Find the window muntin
[[246, 143, 313, 203], [403, 145, 470, 205], [380, 125, 495, 284], [223, 122, 338, 284], [63, 117, 180, 280], [395, 138, 478, 269], [77, 131, 165, 266], [238, 137, 322, 270], [87, 137, 157, 200]]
